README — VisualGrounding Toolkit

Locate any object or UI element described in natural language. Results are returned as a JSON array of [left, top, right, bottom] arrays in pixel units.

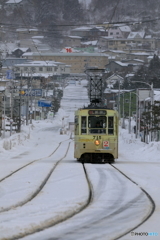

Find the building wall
[[31, 53, 109, 73], [62, 37, 81, 48]]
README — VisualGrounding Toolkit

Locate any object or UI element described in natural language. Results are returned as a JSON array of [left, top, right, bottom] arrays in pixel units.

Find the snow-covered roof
[[132, 58, 144, 63], [100, 36, 114, 40], [31, 52, 108, 57], [32, 36, 44, 39], [114, 61, 129, 66], [104, 88, 128, 93], [145, 35, 152, 39], [107, 73, 124, 81], [71, 26, 105, 32], [81, 40, 98, 46], [22, 52, 33, 56], [12, 48, 29, 52], [72, 26, 91, 31], [109, 50, 126, 54], [15, 60, 62, 67], [130, 52, 150, 56], [125, 73, 135, 77], [16, 28, 38, 32], [68, 36, 82, 39], [127, 31, 145, 39], [119, 26, 131, 32], [6, 0, 22, 3]]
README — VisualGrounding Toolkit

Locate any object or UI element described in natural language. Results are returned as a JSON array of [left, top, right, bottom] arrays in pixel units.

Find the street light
[[132, 81, 154, 141], [132, 81, 154, 105], [128, 91, 140, 137]]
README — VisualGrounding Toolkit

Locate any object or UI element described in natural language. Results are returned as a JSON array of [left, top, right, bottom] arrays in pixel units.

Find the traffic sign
[[38, 100, 52, 107], [20, 89, 42, 96]]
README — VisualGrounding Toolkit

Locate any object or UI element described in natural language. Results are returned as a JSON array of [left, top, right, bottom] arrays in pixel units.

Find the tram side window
[[75, 116, 79, 135], [81, 116, 87, 134], [108, 116, 114, 135]]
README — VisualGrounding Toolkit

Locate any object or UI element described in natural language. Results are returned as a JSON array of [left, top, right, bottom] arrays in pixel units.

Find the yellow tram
[[74, 107, 118, 163]]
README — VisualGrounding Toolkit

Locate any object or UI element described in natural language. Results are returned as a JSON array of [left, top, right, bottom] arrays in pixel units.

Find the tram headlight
[[94, 140, 100, 146]]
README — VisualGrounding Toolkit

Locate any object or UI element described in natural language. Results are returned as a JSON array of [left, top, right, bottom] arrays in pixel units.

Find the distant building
[[22, 52, 109, 73], [62, 36, 82, 48], [16, 28, 39, 40], [105, 61, 136, 73], [11, 48, 31, 58]]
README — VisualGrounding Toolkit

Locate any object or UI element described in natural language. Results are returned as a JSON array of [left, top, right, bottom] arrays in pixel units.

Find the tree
[[121, 78, 130, 89], [148, 54, 160, 88]]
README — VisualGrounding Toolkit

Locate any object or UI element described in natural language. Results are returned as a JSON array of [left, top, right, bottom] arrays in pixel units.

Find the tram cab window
[[88, 116, 106, 134], [108, 116, 114, 135], [81, 116, 87, 134]]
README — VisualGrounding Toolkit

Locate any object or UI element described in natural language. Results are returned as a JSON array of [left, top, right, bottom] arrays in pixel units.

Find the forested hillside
[[0, 0, 160, 46], [1, 0, 160, 27]]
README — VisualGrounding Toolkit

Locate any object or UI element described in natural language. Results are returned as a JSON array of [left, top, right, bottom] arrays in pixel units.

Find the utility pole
[[128, 92, 131, 134], [18, 70, 22, 132], [0, 59, 2, 136], [30, 72, 33, 124], [122, 92, 125, 129], [26, 72, 29, 125], [0, 93, 2, 137], [10, 81, 13, 136]]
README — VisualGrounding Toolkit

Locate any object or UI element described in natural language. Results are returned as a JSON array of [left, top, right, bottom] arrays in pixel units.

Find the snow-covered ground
[[0, 80, 159, 240]]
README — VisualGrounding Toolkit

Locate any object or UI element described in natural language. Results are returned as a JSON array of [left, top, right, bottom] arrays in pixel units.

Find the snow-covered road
[[0, 80, 159, 240]]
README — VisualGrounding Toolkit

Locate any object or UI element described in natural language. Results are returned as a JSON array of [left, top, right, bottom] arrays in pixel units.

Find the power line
[[0, 16, 160, 29]]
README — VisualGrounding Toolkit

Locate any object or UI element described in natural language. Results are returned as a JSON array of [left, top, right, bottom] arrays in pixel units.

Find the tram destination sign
[[88, 110, 106, 115]]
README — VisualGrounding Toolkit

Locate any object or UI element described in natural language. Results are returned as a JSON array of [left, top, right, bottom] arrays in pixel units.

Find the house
[[12, 48, 31, 58], [1, 58, 29, 77], [4, 0, 24, 11], [13, 60, 71, 86], [108, 24, 131, 39], [126, 52, 151, 62], [105, 73, 124, 87], [62, 36, 82, 48], [98, 37, 128, 51], [105, 61, 136, 73], [70, 26, 107, 41], [16, 28, 39, 40]]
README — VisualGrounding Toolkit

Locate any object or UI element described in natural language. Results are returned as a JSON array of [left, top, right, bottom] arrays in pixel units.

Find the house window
[[47, 67, 52, 71], [110, 32, 113, 35], [24, 67, 28, 71], [15, 67, 20, 71], [39, 67, 43, 71]]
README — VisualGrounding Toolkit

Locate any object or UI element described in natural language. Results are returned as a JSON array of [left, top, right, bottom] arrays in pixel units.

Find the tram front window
[[88, 116, 106, 134]]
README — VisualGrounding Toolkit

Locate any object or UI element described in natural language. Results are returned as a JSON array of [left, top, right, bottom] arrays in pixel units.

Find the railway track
[[110, 164, 155, 240], [0, 138, 72, 213], [24, 162, 155, 240], [0, 148, 93, 240], [0, 160, 155, 240], [0, 138, 70, 183]]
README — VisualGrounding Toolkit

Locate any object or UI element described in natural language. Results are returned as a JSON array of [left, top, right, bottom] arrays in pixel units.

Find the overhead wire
[[1, 0, 160, 63]]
